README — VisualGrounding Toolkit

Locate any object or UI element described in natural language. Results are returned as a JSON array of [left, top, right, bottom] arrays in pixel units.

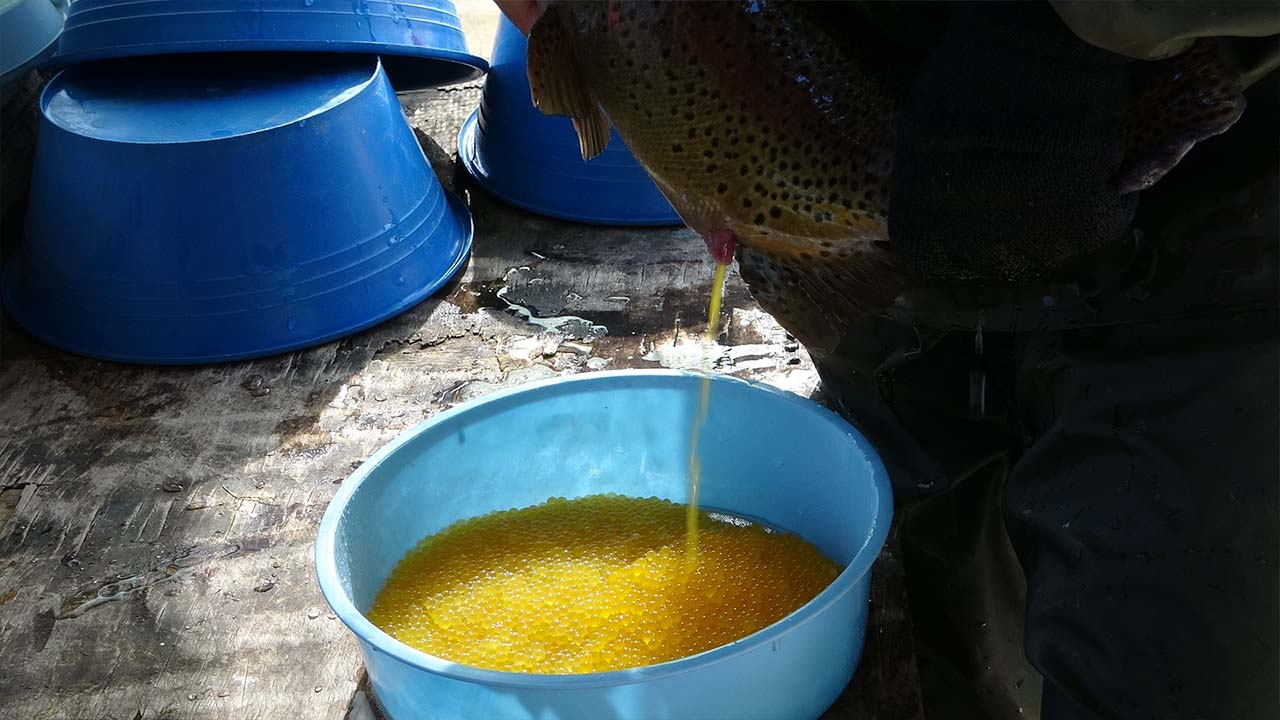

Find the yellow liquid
[[685, 261, 729, 567], [367, 494, 840, 673]]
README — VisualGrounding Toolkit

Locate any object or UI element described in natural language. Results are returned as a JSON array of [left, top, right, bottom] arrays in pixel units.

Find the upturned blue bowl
[[50, 0, 487, 91], [315, 370, 892, 720], [3, 54, 472, 364], [0, 0, 65, 87], [458, 17, 681, 226]]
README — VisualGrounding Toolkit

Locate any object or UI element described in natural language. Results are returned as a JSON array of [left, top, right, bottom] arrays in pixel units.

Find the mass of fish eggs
[[366, 494, 841, 674]]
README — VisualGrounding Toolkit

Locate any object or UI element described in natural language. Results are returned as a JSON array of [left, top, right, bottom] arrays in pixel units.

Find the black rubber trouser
[[819, 306, 1278, 720], [814, 71, 1279, 720]]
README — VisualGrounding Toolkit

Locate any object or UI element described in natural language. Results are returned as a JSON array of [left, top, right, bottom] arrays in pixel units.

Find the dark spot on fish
[[711, 137, 720, 148], [791, 203, 800, 212], [688, 127, 697, 139], [662, 49, 671, 59], [672, 143, 684, 153], [754, 213, 766, 224], [804, 204, 812, 212], [820, 250, 832, 257], [770, 207, 782, 219], [717, 183, 729, 194], [739, 165, 749, 176], [729, 137, 739, 146], [857, 200, 868, 210], [705, 163, 718, 173], [743, 198, 753, 208], [828, 193, 839, 202], [800, 252, 813, 260]]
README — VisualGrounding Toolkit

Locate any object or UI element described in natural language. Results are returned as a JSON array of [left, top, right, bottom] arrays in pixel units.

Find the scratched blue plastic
[[315, 370, 893, 720], [3, 54, 472, 364], [0, 0, 64, 87], [50, 0, 486, 91], [457, 16, 681, 226]]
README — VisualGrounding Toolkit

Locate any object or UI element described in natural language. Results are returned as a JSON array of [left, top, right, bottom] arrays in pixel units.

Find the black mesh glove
[[889, 1, 1139, 284]]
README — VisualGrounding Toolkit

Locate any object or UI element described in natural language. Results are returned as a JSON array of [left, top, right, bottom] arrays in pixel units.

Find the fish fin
[[735, 236, 904, 353], [527, 5, 610, 160], [1117, 40, 1246, 194]]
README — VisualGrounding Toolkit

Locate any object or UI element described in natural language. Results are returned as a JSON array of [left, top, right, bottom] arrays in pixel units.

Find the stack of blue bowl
[[458, 17, 681, 227], [3, 0, 486, 363]]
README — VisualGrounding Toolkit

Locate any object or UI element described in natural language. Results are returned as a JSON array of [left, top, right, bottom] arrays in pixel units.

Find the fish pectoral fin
[[735, 235, 904, 354], [1117, 40, 1246, 194], [527, 5, 610, 160]]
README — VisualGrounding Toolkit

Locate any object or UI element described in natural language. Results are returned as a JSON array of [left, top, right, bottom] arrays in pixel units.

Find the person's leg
[[817, 322, 1043, 720], [1007, 311, 1280, 719]]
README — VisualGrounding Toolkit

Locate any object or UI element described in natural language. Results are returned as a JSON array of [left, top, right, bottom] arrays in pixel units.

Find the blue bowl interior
[[457, 16, 681, 226], [323, 372, 891, 643], [52, 0, 487, 90]]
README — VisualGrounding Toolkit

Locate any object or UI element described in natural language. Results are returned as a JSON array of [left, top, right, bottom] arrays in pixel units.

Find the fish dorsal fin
[[527, 5, 610, 160], [1118, 40, 1246, 194], [735, 234, 904, 354]]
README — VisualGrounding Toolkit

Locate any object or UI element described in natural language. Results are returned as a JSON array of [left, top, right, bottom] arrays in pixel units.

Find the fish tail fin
[[527, 4, 611, 160]]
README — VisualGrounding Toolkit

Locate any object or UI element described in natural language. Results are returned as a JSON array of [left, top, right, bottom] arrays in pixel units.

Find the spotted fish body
[[526, 0, 1246, 352], [528, 0, 904, 350]]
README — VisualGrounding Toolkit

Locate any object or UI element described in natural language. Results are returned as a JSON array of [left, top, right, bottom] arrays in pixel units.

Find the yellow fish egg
[[366, 494, 841, 674]]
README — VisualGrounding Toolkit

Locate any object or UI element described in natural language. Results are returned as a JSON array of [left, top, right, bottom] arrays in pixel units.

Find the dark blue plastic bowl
[[50, 0, 487, 91], [457, 16, 680, 227], [3, 54, 472, 364]]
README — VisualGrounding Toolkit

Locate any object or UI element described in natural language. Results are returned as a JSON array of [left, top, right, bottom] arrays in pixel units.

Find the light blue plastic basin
[[315, 370, 892, 720]]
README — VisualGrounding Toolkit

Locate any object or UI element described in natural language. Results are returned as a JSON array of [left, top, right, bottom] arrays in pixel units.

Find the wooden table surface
[[0, 69, 922, 720]]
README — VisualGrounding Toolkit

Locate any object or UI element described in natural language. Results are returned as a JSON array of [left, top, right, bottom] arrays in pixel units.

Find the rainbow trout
[[525, 1, 1245, 351]]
